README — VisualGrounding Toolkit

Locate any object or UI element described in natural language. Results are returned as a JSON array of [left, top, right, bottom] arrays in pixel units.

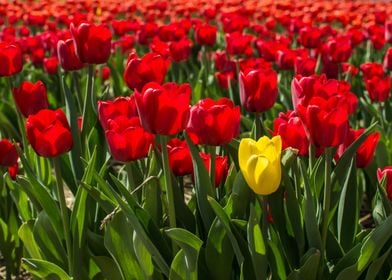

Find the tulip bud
[[57, 39, 84, 71], [12, 81, 48, 117], [0, 42, 23, 77], [377, 167, 392, 201]]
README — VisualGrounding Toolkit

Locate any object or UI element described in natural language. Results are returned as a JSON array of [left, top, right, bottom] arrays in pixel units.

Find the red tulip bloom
[[124, 52, 170, 92], [101, 66, 110, 81], [255, 40, 288, 62], [167, 138, 193, 176], [200, 152, 229, 188], [365, 75, 391, 102], [98, 96, 139, 130], [225, 32, 254, 57], [105, 117, 155, 163], [383, 48, 392, 71], [273, 110, 309, 156], [298, 26, 322, 49], [0, 42, 23, 77], [13, 81, 48, 117], [386, 22, 392, 44], [342, 63, 359, 76], [336, 128, 380, 168], [0, 139, 19, 180], [360, 62, 384, 79], [215, 71, 235, 89], [195, 24, 217, 46], [377, 166, 392, 200], [186, 98, 240, 146], [43, 57, 59, 75], [324, 35, 352, 63], [294, 57, 316, 76], [70, 23, 112, 64], [57, 39, 84, 71], [26, 109, 73, 158], [296, 96, 349, 148], [169, 38, 192, 62], [135, 82, 191, 135], [239, 67, 278, 113]]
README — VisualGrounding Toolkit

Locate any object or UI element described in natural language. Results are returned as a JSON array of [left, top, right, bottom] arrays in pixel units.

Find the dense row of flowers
[[0, 0, 391, 279]]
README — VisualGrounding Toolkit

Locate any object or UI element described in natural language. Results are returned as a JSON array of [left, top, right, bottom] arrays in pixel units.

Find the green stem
[[53, 158, 73, 277], [256, 195, 269, 239], [81, 64, 95, 139], [254, 113, 263, 139], [159, 136, 176, 229], [125, 162, 136, 192], [208, 145, 216, 190], [321, 148, 333, 257], [308, 143, 316, 172], [71, 71, 83, 113]]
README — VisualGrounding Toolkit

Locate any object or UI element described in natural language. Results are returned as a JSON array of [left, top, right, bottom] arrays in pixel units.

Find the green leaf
[[165, 228, 203, 272], [364, 246, 392, 280], [267, 239, 287, 280], [337, 159, 358, 251], [18, 221, 42, 259], [205, 219, 234, 280], [287, 248, 320, 280], [22, 258, 71, 280], [185, 135, 215, 231], [230, 171, 252, 219], [207, 196, 244, 266], [80, 182, 116, 213], [104, 212, 144, 280], [133, 231, 155, 279], [169, 250, 194, 280], [93, 256, 123, 280], [247, 204, 267, 279]]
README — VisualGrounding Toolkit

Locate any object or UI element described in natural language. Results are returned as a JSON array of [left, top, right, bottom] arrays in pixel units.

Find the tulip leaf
[[185, 134, 215, 231], [165, 228, 203, 273], [133, 231, 157, 279], [364, 246, 392, 280], [80, 182, 116, 213], [22, 258, 71, 280], [6, 177, 32, 221], [287, 248, 320, 280], [267, 239, 287, 280], [18, 221, 42, 259], [332, 122, 378, 185], [104, 211, 144, 280], [247, 204, 267, 280], [337, 158, 358, 252], [230, 171, 252, 219], [93, 256, 123, 280], [207, 196, 244, 266], [169, 249, 196, 280], [205, 218, 234, 280]]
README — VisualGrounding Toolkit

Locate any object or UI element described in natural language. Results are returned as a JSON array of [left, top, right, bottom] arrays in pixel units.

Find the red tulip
[[365, 75, 391, 102], [124, 52, 170, 92], [296, 96, 349, 148], [294, 56, 316, 76], [26, 109, 73, 158], [239, 67, 278, 113], [324, 35, 352, 63], [377, 166, 392, 200], [0, 139, 19, 180], [43, 57, 59, 75], [195, 24, 217, 46], [57, 39, 84, 71], [342, 63, 359, 76], [298, 26, 322, 49], [167, 138, 193, 176], [215, 71, 235, 89], [383, 48, 392, 71], [0, 42, 23, 77], [360, 62, 384, 79], [273, 110, 309, 156], [70, 23, 112, 64], [12, 81, 48, 117], [225, 32, 253, 57], [105, 117, 155, 163], [200, 152, 229, 188], [169, 38, 192, 62], [101, 66, 110, 81], [336, 128, 380, 168], [98, 96, 139, 130], [135, 82, 191, 135], [386, 22, 392, 44], [186, 98, 240, 146]]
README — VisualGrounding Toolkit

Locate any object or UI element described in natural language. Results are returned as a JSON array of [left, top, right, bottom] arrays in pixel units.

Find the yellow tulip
[[239, 136, 282, 195]]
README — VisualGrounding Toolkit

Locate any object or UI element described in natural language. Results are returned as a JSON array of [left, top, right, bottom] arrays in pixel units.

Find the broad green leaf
[[22, 258, 71, 280], [133, 231, 155, 279], [365, 246, 392, 280], [104, 212, 143, 280], [287, 248, 320, 280], [169, 250, 193, 280], [230, 171, 252, 219], [93, 256, 123, 280], [18, 221, 42, 259], [267, 239, 287, 280]]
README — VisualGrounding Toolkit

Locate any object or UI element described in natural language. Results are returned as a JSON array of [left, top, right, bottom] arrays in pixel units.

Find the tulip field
[[1, 0, 392, 279]]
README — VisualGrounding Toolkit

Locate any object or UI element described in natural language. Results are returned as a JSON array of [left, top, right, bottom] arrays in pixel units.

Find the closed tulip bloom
[[377, 166, 392, 200], [57, 39, 84, 71], [239, 68, 278, 113], [200, 152, 229, 188], [225, 32, 254, 57], [294, 56, 316, 76], [324, 35, 352, 63], [195, 24, 217, 46], [12, 81, 48, 117], [298, 26, 322, 49], [98, 96, 139, 130], [135, 82, 191, 135], [386, 22, 392, 44], [169, 38, 192, 62], [383, 48, 392, 71], [273, 111, 309, 156], [186, 98, 240, 146], [336, 128, 380, 168], [365, 75, 391, 102], [124, 52, 170, 92], [360, 62, 384, 79], [0, 139, 18, 167], [43, 57, 59, 75], [167, 138, 193, 176], [105, 117, 155, 162], [239, 136, 282, 195], [26, 109, 73, 158], [296, 96, 349, 148], [0, 42, 23, 76], [70, 23, 112, 64]]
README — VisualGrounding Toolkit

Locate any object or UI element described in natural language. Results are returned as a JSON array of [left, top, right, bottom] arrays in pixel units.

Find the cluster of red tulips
[[0, 0, 391, 279]]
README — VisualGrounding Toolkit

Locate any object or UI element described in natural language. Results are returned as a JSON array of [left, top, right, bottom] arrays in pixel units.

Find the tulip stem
[[53, 158, 73, 277], [71, 72, 83, 113], [208, 145, 216, 192], [256, 195, 269, 239], [125, 162, 136, 195], [159, 136, 177, 229], [254, 113, 263, 139], [81, 64, 95, 138], [321, 148, 333, 258], [308, 144, 316, 172]]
